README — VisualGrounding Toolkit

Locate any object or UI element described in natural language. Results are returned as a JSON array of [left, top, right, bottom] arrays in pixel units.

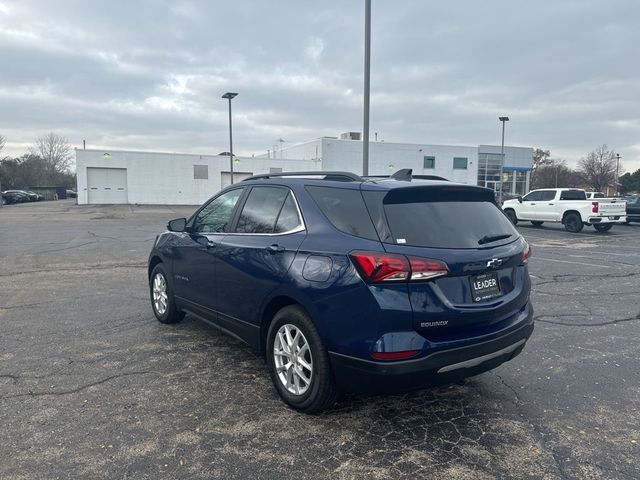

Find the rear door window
[[383, 198, 518, 248], [560, 190, 587, 200], [306, 186, 379, 240], [235, 186, 290, 234]]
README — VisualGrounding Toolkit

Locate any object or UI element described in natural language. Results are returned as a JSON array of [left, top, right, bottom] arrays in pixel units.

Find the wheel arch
[[259, 294, 314, 356], [148, 255, 163, 279], [562, 210, 582, 223]]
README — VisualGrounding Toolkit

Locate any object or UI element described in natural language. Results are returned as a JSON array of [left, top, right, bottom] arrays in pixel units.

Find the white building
[[75, 135, 533, 205], [75, 149, 317, 205], [266, 134, 533, 194]]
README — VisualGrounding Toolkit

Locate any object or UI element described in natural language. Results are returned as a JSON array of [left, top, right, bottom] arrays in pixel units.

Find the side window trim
[[187, 187, 246, 233], [228, 186, 305, 236]]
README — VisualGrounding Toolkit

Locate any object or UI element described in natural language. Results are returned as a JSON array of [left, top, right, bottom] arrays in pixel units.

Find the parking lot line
[[533, 257, 611, 268]]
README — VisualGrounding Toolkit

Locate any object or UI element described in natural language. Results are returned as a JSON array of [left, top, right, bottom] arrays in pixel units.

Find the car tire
[[150, 264, 185, 324], [563, 213, 584, 233], [593, 223, 613, 232], [266, 305, 338, 413], [531, 221, 544, 227], [504, 209, 518, 225]]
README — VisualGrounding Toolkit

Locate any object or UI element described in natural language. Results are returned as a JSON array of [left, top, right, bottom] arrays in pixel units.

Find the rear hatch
[[362, 183, 530, 340]]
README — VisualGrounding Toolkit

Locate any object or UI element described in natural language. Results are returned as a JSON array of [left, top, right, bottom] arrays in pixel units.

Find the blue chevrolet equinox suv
[[148, 170, 533, 412]]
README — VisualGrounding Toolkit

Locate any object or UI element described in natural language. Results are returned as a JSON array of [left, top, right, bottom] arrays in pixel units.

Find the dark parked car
[[147, 171, 534, 412], [2, 190, 31, 203], [25, 191, 44, 201], [66, 190, 77, 198], [626, 196, 640, 223]]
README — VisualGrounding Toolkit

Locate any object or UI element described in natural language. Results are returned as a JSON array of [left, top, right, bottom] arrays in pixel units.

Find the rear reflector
[[522, 242, 532, 264], [350, 251, 448, 283], [371, 350, 420, 361]]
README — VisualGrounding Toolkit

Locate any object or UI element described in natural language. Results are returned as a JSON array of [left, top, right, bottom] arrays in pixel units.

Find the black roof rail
[[366, 169, 449, 182], [411, 175, 449, 181], [242, 171, 363, 182]]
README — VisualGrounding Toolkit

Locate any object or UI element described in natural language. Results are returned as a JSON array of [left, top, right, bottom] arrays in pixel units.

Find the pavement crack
[[1, 371, 157, 399], [0, 263, 146, 277], [534, 313, 640, 327]]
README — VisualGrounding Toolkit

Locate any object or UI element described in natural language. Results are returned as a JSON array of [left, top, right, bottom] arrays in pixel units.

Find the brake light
[[350, 251, 449, 283], [522, 242, 532, 264], [408, 257, 449, 280], [592, 201, 599, 213], [371, 350, 420, 361]]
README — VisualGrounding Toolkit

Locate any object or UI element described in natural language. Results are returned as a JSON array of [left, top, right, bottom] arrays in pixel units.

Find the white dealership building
[[75, 133, 533, 205]]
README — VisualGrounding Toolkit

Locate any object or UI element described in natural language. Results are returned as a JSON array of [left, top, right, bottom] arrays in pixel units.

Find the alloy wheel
[[273, 324, 313, 395], [152, 273, 168, 315]]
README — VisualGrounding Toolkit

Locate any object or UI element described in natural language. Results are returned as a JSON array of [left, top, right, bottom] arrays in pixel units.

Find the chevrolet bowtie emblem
[[486, 258, 503, 268]]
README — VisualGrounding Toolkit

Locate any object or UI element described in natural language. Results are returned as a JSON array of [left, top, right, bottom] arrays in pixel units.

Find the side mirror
[[517, 196, 523, 203], [167, 217, 187, 232]]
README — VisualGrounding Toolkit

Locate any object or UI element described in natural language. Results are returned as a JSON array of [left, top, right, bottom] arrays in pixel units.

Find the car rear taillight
[[592, 201, 599, 213], [350, 251, 449, 283], [408, 257, 449, 281], [522, 242, 532, 264]]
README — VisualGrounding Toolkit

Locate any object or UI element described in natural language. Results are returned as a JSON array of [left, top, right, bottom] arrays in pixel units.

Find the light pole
[[362, 0, 371, 176], [222, 92, 238, 184], [498, 116, 509, 202], [615, 153, 621, 196]]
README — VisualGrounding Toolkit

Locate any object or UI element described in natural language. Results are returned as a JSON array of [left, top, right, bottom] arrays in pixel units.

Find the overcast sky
[[1, 0, 639, 171]]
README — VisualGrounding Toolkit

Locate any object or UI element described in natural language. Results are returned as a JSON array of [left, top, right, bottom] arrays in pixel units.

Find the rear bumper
[[328, 317, 534, 394], [587, 215, 625, 223]]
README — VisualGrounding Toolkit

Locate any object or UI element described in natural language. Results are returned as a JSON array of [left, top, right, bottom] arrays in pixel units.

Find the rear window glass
[[306, 186, 379, 240], [383, 200, 518, 248]]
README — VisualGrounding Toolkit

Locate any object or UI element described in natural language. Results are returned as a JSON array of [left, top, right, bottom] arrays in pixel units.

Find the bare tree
[[29, 132, 73, 175], [578, 144, 618, 192], [531, 159, 582, 189]]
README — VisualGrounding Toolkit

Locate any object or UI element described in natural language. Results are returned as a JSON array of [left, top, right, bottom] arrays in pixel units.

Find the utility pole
[[614, 153, 621, 196], [498, 116, 510, 202], [362, 0, 371, 176], [222, 92, 238, 184]]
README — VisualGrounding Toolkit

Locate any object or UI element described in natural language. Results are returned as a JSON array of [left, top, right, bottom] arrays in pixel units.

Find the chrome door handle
[[548, 203, 554, 205], [206, 240, 217, 249], [531, 203, 536, 205]]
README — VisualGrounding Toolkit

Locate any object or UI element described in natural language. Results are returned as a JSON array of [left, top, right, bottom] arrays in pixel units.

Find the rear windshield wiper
[[478, 233, 513, 245]]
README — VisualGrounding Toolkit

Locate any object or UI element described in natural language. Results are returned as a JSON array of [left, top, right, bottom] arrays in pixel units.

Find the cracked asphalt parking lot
[[1, 200, 639, 480]]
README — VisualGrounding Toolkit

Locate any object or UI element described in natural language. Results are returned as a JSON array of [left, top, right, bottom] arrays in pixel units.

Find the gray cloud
[[0, 0, 639, 171]]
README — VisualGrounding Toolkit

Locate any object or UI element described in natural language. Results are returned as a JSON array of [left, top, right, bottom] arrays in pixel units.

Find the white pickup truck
[[502, 188, 627, 233]]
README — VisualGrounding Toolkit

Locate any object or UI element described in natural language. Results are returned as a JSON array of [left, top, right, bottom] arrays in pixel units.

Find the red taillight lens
[[592, 201, 599, 213], [522, 242, 532, 264], [350, 251, 448, 283], [371, 350, 420, 361], [350, 251, 410, 282], [408, 257, 449, 280]]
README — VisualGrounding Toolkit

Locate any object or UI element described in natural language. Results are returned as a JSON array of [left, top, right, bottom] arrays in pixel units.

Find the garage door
[[221, 171, 254, 189], [87, 167, 128, 204]]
